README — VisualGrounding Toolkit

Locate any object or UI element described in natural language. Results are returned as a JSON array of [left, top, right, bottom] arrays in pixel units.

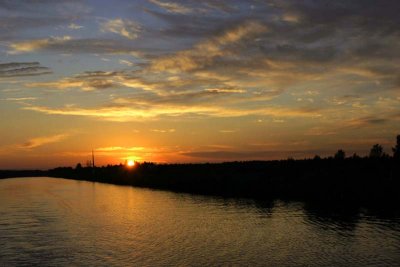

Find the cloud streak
[[7, 37, 145, 55], [96, 146, 144, 152], [8, 36, 72, 54], [23, 104, 322, 121], [68, 23, 83, 30], [1, 97, 37, 101], [0, 62, 51, 77], [20, 134, 69, 149], [149, 0, 192, 14]]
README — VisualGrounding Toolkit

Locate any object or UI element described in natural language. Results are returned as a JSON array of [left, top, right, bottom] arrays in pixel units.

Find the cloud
[[219, 129, 237, 133], [151, 129, 175, 133], [119, 59, 134, 66], [26, 69, 244, 96], [0, 1, 90, 41], [26, 70, 158, 92], [26, 71, 118, 91], [22, 103, 321, 122], [68, 23, 83, 29], [96, 146, 144, 152], [144, 9, 228, 39], [149, 0, 192, 14], [27, 79, 113, 91], [8, 37, 145, 55], [200, 1, 237, 13], [204, 88, 246, 93], [0, 62, 52, 77], [8, 36, 72, 54], [100, 18, 141, 39], [282, 12, 300, 23], [144, 0, 400, 92], [20, 134, 69, 149], [305, 127, 337, 137], [22, 105, 214, 121], [7, 0, 400, 134], [0, 17, 68, 40], [343, 116, 391, 129], [1, 97, 37, 101], [0, 0, 88, 13], [150, 20, 268, 72], [2, 0, 400, 165]]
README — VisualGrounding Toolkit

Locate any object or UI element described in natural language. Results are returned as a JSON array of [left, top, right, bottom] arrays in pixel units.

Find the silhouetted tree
[[369, 144, 384, 158], [393, 135, 400, 159], [334, 149, 346, 160], [313, 155, 321, 160], [75, 163, 82, 170]]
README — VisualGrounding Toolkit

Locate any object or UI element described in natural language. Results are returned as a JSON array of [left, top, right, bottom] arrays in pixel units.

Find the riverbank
[[2, 158, 398, 205]]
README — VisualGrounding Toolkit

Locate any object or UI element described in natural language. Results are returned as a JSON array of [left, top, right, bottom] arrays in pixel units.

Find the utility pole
[[91, 149, 96, 180], [92, 149, 95, 168]]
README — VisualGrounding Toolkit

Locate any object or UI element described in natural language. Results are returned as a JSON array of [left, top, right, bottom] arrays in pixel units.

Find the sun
[[127, 160, 135, 167]]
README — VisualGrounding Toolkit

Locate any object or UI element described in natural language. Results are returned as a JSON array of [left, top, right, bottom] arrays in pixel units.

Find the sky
[[0, 0, 399, 169]]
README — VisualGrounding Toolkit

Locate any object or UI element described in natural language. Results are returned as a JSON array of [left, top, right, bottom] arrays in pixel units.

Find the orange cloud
[[96, 146, 144, 152], [22, 104, 322, 121], [20, 134, 69, 149]]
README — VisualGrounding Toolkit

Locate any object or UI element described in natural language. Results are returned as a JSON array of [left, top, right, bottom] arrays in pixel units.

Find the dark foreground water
[[1, 178, 400, 266]]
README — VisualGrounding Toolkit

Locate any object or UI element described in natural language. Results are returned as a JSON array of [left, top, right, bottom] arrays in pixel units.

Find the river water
[[0, 177, 399, 266]]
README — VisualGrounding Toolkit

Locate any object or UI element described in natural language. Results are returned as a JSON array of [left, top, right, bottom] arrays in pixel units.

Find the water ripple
[[1, 177, 400, 266]]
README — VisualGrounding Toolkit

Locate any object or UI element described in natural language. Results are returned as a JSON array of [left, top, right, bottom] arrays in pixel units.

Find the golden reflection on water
[[1, 177, 400, 266]]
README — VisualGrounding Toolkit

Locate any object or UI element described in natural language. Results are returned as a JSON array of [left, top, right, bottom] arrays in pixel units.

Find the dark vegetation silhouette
[[334, 149, 346, 160], [393, 135, 400, 159], [1, 134, 399, 206], [369, 144, 386, 158]]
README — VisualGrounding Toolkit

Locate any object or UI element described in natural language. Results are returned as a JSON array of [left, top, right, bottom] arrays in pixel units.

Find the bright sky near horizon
[[0, 0, 399, 169]]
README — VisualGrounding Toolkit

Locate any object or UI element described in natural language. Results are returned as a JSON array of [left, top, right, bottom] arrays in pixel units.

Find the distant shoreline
[[1, 158, 399, 206]]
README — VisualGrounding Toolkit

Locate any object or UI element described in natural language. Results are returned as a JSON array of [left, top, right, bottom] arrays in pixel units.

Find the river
[[1, 177, 399, 266]]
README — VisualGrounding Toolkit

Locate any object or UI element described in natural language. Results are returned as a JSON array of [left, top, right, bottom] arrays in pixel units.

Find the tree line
[[333, 134, 400, 160], [1, 134, 399, 206]]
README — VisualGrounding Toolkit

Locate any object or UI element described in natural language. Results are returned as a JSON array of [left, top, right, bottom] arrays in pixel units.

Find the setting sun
[[127, 160, 135, 167]]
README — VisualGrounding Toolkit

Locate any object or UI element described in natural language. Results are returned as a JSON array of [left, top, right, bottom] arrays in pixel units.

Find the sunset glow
[[2, 3, 400, 267], [0, 1, 399, 169]]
